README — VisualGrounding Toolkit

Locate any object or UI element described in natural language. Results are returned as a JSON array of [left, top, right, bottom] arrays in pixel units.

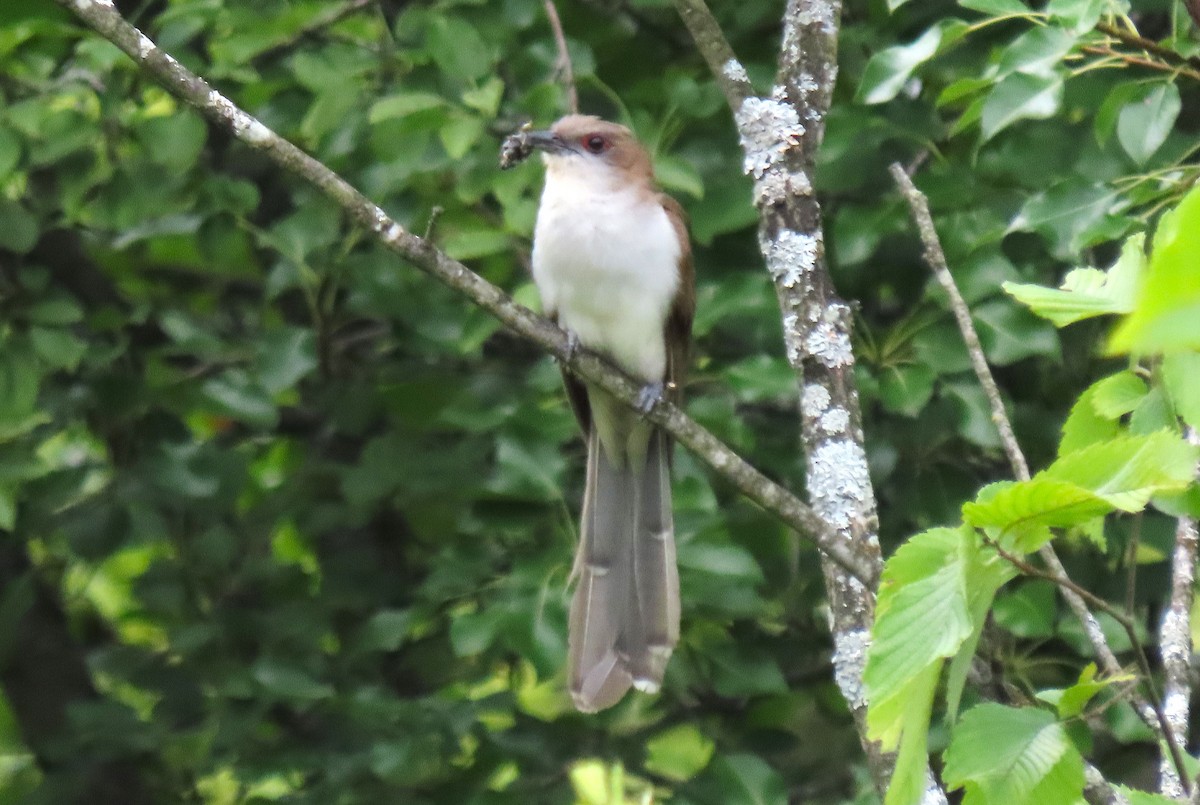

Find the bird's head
[[523, 114, 653, 190]]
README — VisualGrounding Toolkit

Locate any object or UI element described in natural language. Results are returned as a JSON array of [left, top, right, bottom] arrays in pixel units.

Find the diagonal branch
[[891, 162, 1191, 794], [53, 0, 877, 588], [672, 0, 752, 114]]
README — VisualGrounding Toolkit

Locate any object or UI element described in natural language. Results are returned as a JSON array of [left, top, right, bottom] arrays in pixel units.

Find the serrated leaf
[[1046, 430, 1197, 510], [1090, 371, 1147, 418], [1059, 383, 1120, 455], [1163, 352, 1200, 430], [1111, 184, 1200, 354], [963, 479, 1106, 551], [1004, 234, 1143, 326], [1117, 83, 1180, 166], [981, 72, 1062, 141], [866, 527, 1015, 803], [944, 703, 1085, 804]]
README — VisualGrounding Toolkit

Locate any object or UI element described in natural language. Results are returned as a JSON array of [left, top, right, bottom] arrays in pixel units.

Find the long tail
[[568, 421, 679, 712]]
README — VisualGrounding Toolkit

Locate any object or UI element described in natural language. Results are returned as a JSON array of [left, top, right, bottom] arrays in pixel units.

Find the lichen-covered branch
[[54, 0, 877, 588], [674, 0, 896, 795], [891, 162, 1191, 793], [1161, 426, 1199, 799], [672, 0, 752, 114], [543, 1, 579, 114]]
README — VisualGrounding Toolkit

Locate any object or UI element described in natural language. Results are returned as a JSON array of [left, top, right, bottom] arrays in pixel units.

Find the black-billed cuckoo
[[514, 115, 694, 712]]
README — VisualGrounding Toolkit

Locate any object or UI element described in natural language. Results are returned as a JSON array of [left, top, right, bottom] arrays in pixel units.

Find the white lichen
[[385, 222, 404, 241], [801, 383, 830, 419], [820, 407, 850, 434], [136, 32, 155, 59], [753, 169, 813, 207], [734, 96, 804, 179], [765, 229, 820, 288], [831, 628, 869, 710], [722, 58, 749, 85], [809, 439, 871, 529], [805, 320, 853, 368]]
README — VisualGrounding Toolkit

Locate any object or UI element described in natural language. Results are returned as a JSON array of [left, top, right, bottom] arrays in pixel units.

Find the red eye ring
[[583, 135, 607, 153]]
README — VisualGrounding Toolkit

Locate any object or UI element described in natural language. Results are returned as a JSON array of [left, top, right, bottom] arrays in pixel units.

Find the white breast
[[531, 162, 681, 382]]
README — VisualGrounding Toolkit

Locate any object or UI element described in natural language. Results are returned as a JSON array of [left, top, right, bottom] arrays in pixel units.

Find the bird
[[520, 114, 694, 712]]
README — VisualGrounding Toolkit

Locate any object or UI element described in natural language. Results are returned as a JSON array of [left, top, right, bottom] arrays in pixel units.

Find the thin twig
[[1079, 44, 1200, 82], [543, 1, 578, 114], [1096, 20, 1200, 71], [890, 163, 1192, 791], [54, 0, 878, 589], [1162, 426, 1199, 799], [889, 165, 1028, 480]]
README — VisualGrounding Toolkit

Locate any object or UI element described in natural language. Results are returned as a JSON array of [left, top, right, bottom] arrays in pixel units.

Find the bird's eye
[[583, 135, 607, 154]]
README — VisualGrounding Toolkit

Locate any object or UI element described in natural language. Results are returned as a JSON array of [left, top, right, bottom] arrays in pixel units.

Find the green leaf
[[964, 479, 1105, 551], [645, 725, 715, 782], [993, 581, 1057, 638], [959, 0, 1030, 13], [856, 22, 966, 105], [29, 327, 86, 371], [1059, 383, 1120, 456], [0, 127, 21, 182], [0, 199, 38, 254], [368, 92, 448, 124], [252, 659, 334, 702], [1004, 234, 1143, 326], [1090, 371, 1147, 418], [973, 298, 1060, 364], [202, 370, 279, 429], [707, 754, 787, 805], [866, 526, 1015, 802], [1046, 0, 1106, 30], [994, 28, 1075, 79], [1111, 185, 1200, 354], [878, 362, 936, 416], [981, 72, 1062, 141], [943, 703, 1085, 804], [1037, 663, 1128, 719], [1163, 352, 1200, 430], [1046, 430, 1197, 510], [1008, 180, 1128, 261], [654, 154, 704, 199], [1117, 83, 1180, 166]]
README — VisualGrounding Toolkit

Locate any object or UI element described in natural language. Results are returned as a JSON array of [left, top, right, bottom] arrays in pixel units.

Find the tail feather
[[568, 418, 679, 712]]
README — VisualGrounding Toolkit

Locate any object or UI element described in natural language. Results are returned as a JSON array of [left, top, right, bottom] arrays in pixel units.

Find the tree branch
[[53, 0, 877, 588], [1161, 426, 1199, 799], [671, 0, 752, 115], [543, 1, 578, 114], [891, 162, 1192, 793], [675, 0, 896, 796]]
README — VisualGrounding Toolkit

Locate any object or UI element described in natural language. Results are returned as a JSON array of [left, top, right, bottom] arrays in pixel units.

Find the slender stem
[[53, 0, 878, 588], [890, 164, 1028, 480], [1079, 44, 1200, 82], [543, 1, 578, 114]]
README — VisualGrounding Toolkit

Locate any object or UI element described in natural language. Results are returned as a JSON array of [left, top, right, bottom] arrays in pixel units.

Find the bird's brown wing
[[660, 193, 694, 411]]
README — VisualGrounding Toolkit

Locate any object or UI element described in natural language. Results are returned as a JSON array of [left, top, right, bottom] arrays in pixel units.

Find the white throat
[[531, 161, 681, 382]]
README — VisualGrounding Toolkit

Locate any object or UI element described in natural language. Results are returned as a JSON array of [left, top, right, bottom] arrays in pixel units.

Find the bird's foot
[[635, 381, 664, 415], [560, 330, 581, 363]]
